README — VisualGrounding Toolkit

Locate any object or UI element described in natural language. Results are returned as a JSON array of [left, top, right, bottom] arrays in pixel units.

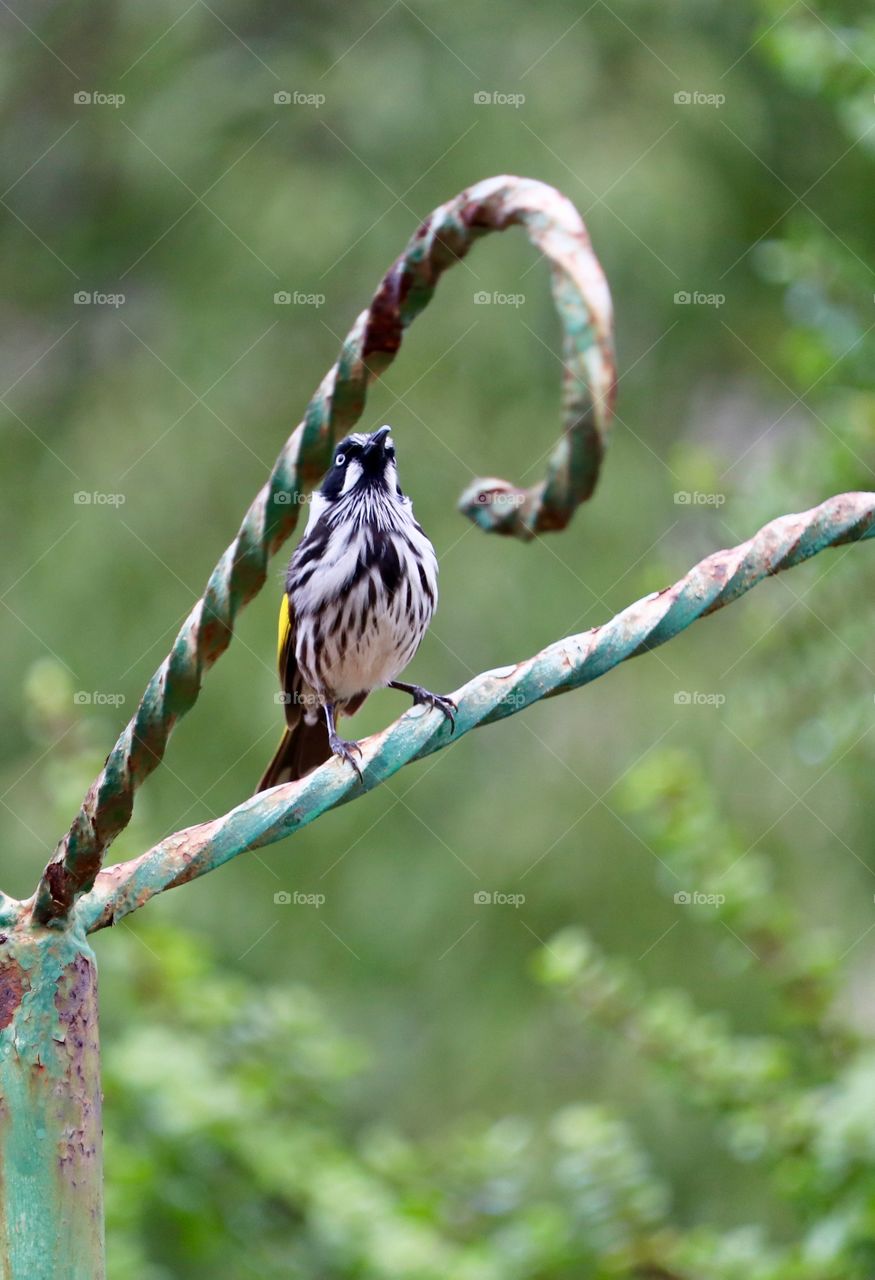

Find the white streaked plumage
[[290, 429, 437, 714], [258, 425, 454, 789]]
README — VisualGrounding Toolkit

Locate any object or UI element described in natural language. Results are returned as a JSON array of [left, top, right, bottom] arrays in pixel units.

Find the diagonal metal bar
[[76, 490, 875, 935], [31, 175, 615, 925]]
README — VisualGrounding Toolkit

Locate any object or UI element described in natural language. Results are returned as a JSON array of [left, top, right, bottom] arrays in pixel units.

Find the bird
[[257, 424, 456, 791]]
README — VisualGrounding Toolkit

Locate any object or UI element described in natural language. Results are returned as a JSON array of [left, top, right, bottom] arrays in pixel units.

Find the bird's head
[[319, 425, 401, 505]]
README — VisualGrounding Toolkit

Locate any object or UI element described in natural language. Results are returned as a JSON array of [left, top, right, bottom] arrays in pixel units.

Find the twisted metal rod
[[31, 175, 615, 925], [77, 490, 875, 934]]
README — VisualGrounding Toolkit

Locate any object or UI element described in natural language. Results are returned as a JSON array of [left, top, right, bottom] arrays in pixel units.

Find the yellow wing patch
[[277, 593, 292, 671]]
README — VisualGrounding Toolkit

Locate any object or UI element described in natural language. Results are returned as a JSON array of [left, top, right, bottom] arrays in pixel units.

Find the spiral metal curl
[[32, 176, 615, 924], [78, 491, 875, 934]]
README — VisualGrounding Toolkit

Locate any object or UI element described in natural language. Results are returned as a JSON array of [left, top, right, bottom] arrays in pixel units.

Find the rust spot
[[461, 196, 496, 230], [40, 859, 78, 921], [534, 508, 571, 534], [0, 958, 27, 1031], [362, 262, 410, 360], [54, 956, 100, 1119]]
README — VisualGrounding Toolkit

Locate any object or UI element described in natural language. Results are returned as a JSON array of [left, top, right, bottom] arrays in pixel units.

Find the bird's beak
[[365, 425, 392, 454], [362, 425, 392, 472]]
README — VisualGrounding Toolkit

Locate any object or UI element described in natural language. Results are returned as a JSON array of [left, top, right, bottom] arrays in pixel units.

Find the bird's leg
[[323, 702, 363, 781], [388, 681, 456, 731]]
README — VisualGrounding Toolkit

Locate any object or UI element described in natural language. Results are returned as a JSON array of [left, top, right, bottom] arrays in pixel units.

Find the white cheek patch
[[341, 459, 363, 495]]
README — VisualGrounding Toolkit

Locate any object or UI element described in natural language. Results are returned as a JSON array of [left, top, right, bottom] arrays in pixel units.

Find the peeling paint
[[0, 960, 26, 1031], [0, 923, 104, 1279]]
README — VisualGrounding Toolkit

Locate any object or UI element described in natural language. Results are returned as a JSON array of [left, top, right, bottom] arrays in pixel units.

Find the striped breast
[[290, 512, 438, 707]]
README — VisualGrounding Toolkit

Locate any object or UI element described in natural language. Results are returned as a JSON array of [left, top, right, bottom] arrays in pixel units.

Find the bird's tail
[[256, 715, 332, 792]]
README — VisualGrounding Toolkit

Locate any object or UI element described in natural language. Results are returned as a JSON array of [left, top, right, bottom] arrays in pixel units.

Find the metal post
[[0, 904, 104, 1280]]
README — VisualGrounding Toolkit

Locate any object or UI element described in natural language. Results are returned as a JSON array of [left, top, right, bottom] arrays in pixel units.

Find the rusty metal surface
[[77, 490, 875, 934], [3, 171, 872, 1280], [0, 925, 104, 1280], [30, 175, 615, 926], [2, 173, 873, 1277]]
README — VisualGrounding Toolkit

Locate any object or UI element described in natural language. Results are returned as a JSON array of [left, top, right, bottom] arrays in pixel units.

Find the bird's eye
[[386, 446, 396, 460], [334, 453, 345, 467]]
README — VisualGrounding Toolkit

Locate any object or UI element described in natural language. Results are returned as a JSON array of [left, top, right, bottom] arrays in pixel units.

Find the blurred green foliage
[[2, 0, 875, 1273]]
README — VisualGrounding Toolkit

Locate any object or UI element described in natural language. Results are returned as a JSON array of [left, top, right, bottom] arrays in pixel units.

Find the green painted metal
[[0, 918, 103, 1280], [76, 490, 875, 934], [32, 175, 616, 927], [2, 174, 873, 1278]]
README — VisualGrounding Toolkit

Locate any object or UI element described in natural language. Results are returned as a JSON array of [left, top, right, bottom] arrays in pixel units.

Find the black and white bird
[[257, 425, 456, 791]]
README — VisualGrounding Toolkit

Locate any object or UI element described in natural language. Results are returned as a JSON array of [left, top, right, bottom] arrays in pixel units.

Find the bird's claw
[[410, 687, 456, 732], [329, 734, 363, 781]]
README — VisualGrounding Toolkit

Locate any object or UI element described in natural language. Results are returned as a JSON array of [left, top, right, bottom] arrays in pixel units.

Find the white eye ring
[[335, 453, 345, 466]]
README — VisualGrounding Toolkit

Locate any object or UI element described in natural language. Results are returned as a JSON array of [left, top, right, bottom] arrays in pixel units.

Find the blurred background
[[2, 1, 875, 1275]]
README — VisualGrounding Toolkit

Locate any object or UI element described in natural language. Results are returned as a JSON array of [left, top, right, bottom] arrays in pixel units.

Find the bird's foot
[[328, 732, 363, 781], [389, 681, 456, 732]]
